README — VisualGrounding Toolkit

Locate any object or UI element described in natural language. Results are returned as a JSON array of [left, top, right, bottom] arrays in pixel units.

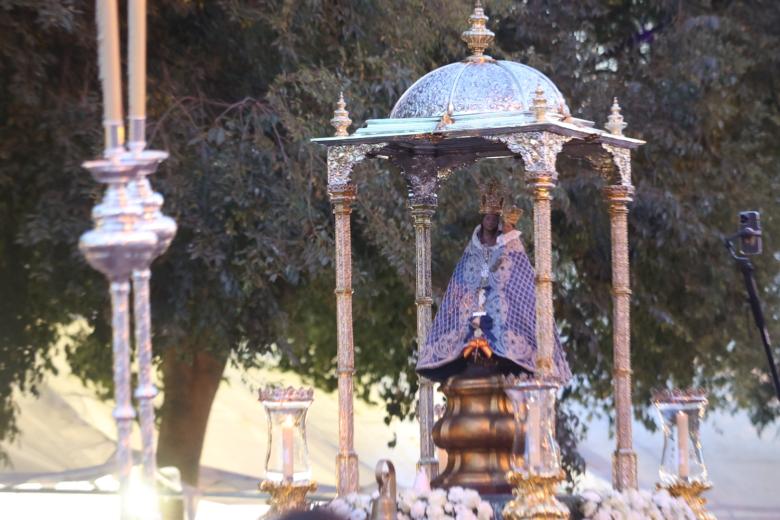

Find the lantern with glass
[[259, 386, 317, 516], [502, 375, 569, 520], [653, 388, 715, 520]]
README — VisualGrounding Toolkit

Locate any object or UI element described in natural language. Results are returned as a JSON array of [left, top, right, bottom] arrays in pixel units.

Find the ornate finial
[[462, 1, 495, 59], [479, 180, 504, 215], [503, 205, 523, 227], [605, 97, 627, 136], [330, 92, 352, 137], [532, 83, 547, 122]]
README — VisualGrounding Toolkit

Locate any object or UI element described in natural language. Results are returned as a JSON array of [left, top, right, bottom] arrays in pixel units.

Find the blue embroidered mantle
[[416, 226, 571, 382]]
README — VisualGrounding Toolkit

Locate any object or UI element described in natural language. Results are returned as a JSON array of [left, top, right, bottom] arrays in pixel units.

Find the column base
[[612, 448, 638, 490], [336, 452, 359, 496]]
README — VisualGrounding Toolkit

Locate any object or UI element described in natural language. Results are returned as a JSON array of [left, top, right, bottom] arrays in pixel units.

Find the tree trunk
[[157, 347, 228, 487]]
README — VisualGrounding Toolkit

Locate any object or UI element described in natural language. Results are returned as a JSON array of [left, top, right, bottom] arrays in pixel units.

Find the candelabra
[[79, 149, 157, 517], [79, 128, 175, 518], [129, 144, 176, 485]]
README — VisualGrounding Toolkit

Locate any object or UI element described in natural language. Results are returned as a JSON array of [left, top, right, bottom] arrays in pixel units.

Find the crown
[[479, 181, 504, 214], [503, 205, 523, 227]]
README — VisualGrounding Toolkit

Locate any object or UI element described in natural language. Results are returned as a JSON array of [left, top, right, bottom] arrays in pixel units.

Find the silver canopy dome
[[389, 60, 569, 119], [390, 2, 569, 120]]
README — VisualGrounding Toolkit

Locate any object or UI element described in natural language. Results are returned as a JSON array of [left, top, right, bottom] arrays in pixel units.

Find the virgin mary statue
[[417, 183, 571, 383]]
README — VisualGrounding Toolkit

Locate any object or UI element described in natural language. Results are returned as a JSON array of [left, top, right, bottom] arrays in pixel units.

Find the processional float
[[311, 0, 643, 507]]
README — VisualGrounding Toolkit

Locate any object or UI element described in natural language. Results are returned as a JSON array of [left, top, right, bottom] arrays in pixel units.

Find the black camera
[[739, 211, 762, 256]]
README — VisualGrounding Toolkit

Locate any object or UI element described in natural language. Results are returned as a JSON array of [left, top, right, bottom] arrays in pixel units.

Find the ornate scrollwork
[[391, 153, 473, 207], [601, 143, 632, 186], [487, 132, 571, 181], [326, 143, 387, 192]]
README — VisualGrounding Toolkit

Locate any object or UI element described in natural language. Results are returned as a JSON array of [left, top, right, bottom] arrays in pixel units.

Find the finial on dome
[[462, 0, 495, 59], [605, 97, 627, 136], [532, 83, 547, 122], [330, 92, 352, 137]]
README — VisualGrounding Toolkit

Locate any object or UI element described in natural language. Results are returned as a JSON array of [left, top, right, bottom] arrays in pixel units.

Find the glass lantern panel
[[656, 400, 708, 485], [505, 383, 562, 476], [263, 400, 312, 483]]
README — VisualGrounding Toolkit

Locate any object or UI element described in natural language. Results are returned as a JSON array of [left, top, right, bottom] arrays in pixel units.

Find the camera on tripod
[[738, 210, 762, 256]]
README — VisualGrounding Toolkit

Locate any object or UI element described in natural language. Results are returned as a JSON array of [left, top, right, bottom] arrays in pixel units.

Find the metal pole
[[726, 240, 780, 399], [411, 203, 438, 480], [110, 279, 135, 515], [132, 269, 157, 481], [330, 185, 359, 495], [605, 185, 638, 490]]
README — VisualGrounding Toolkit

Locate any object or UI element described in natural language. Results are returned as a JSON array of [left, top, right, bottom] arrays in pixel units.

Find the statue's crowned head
[[479, 181, 504, 215]]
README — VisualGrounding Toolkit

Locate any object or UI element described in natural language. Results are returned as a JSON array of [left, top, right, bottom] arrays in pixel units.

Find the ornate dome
[[389, 60, 568, 119], [390, 2, 569, 120]]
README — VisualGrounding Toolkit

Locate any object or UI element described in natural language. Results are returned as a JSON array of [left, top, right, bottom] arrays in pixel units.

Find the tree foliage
[[0, 0, 778, 481]]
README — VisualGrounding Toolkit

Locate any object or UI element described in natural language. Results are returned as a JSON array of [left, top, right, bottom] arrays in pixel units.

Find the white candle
[[96, 0, 124, 147], [282, 417, 295, 481], [128, 0, 146, 121], [527, 400, 541, 469], [677, 411, 689, 479]]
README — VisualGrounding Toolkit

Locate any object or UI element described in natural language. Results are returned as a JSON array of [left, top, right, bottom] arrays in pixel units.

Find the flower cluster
[[326, 492, 375, 520], [325, 486, 493, 520], [398, 486, 493, 520], [579, 488, 696, 520]]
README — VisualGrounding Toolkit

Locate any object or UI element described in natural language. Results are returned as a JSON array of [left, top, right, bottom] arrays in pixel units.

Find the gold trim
[[503, 471, 569, 520], [659, 481, 717, 520], [259, 480, 317, 517]]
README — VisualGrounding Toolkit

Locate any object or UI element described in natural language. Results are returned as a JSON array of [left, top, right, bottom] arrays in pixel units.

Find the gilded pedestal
[[432, 374, 514, 494]]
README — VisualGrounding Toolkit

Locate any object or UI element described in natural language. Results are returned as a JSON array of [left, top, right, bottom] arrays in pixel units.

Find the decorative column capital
[[600, 144, 632, 186], [328, 183, 357, 212], [603, 184, 635, 210], [487, 131, 572, 183], [391, 152, 472, 207], [327, 143, 386, 192]]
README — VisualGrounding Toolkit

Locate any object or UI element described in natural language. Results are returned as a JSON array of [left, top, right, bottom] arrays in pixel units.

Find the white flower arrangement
[[579, 488, 696, 520], [325, 486, 493, 520]]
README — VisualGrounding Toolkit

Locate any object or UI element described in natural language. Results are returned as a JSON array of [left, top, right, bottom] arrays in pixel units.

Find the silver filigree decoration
[[601, 143, 632, 186], [327, 143, 387, 190], [488, 132, 572, 181], [259, 385, 314, 403], [392, 153, 473, 206]]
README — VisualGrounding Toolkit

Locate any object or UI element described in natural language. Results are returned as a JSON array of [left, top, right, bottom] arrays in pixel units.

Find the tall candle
[[677, 411, 689, 479], [128, 0, 146, 122], [527, 400, 541, 469], [282, 417, 295, 481], [96, 0, 124, 148]]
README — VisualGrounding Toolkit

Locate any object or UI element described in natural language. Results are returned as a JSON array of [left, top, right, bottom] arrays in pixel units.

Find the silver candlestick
[[79, 155, 158, 517], [127, 147, 176, 484]]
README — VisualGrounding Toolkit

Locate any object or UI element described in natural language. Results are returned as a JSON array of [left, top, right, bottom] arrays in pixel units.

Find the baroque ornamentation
[[601, 143, 632, 186], [327, 143, 387, 191], [391, 153, 473, 206], [488, 132, 571, 181]]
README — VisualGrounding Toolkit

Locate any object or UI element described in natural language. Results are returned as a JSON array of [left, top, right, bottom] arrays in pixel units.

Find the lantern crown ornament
[[605, 97, 627, 136], [462, 0, 495, 59], [479, 181, 505, 215], [330, 92, 352, 137]]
